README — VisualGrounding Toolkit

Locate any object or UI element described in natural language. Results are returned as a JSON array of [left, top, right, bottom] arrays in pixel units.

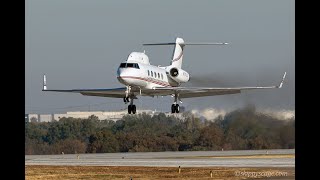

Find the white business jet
[[43, 37, 286, 114]]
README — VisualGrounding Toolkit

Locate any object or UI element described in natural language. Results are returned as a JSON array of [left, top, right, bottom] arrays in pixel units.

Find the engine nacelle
[[168, 67, 190, 83]]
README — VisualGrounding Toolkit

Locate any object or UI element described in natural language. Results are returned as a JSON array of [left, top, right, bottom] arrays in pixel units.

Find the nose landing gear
[[123, 97, 129, 103]]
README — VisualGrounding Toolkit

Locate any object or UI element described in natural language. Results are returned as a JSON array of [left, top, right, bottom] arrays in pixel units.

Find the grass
[[26, 165, 295, 180]]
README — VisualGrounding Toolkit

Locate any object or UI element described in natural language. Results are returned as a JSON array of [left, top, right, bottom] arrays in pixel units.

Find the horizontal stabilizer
[[143, 43, 176, 46], [143, 37, 228, 69], [143, 42, 228, 46]]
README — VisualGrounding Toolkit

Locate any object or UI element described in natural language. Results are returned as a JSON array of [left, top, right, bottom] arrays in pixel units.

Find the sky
[[25, 0, 295, 114]]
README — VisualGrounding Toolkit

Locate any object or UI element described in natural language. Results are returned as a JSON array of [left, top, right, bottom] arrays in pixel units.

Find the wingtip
[[278, 72, 287, 88], [43, 74, 47, 90]]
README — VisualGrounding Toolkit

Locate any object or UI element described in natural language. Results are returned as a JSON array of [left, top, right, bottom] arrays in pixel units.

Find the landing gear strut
[[171, 94, 180, 113], [127, 97, 136, 114]]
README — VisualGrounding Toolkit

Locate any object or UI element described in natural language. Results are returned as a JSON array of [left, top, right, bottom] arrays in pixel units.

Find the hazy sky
[[25, 0, 295, 114]]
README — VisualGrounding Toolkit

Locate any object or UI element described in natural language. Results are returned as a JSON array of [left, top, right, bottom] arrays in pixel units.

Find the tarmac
[[25, 149, 295, 167]]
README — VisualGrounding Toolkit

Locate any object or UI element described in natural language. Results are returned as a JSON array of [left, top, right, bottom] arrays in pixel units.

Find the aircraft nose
[[117, 68, 147, 87], [117, 69, 132, 85], [118, 70, 129, 78]]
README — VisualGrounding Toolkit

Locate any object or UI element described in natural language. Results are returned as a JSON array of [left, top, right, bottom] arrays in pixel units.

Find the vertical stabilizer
[[171, 37, 185, 68]]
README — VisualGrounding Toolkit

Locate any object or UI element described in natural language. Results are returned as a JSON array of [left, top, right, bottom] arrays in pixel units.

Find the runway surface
[[25, 149, 294, 167]]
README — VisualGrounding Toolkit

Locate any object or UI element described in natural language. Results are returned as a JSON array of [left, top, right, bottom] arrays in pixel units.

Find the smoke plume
[[190, 105, 295, 121]]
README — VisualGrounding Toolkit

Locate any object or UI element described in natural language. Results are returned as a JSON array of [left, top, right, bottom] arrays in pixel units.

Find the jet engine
[[168, 67, 190, 83]]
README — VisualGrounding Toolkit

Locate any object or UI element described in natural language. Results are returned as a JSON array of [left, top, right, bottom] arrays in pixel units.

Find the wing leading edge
[[152, 72, 287, 98], [42, 72, 286, 99], [42, 87, 127, 98]]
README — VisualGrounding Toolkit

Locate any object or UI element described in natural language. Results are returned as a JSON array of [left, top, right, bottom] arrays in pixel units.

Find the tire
[[132, 105, 136, 114], [176, 104, 180, 113], [128, 105, 132, 114], [171, 104, 176, 113]]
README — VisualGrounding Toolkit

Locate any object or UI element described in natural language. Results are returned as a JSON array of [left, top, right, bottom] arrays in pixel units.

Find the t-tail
[[171, 38, 185, 68], [143, 37, 228, 68]]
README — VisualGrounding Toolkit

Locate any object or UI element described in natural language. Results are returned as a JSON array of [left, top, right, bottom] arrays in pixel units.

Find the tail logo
[[172, 48, 183, 62]]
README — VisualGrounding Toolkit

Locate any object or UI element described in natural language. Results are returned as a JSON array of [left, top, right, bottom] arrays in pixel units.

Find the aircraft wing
[[146, 72, 287, 98], [42, 87, 128, 98], [42, 72, 286, 99], [42, 74, 130, 98]]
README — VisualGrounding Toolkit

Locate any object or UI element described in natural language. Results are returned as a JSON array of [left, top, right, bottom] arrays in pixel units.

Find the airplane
[[43, 37, 286, 114]]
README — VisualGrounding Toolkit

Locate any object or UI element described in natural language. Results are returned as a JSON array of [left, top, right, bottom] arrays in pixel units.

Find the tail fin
[[143, 37, 228, 68], [171, 38, 185, 68]]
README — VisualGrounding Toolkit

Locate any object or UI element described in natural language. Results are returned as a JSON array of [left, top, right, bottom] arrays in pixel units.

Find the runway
[[25, 149, 294, 167]]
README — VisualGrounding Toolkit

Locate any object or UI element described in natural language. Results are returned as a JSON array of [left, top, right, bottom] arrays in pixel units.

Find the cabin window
[[147, 70, 150, 76], [158, 73, 160, 79], [151, 71, 153, 77], [161, 74, 163, 80]]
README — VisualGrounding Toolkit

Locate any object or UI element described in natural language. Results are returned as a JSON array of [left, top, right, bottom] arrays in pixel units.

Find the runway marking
[[157, 154, 295, 159]]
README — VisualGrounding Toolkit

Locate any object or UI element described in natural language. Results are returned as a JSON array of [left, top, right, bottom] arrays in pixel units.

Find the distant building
[[53, 110, 156, 121], [25, 109, 181, 122], [27, 114, 39, 122], [39, 114, 54, 122]]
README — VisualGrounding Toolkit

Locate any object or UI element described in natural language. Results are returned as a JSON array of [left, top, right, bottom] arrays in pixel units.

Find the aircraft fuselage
[[117, 52, 183, 89]]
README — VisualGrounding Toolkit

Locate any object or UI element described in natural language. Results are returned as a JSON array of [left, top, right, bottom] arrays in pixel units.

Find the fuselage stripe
[[119, 76, 171, 87]]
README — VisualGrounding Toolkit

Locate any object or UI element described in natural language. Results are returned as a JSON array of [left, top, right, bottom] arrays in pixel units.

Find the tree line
[[25, 106, 295, 155]]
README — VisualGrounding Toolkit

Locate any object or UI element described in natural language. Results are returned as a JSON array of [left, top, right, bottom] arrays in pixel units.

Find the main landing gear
[[124, 96, 136, 114], [171, 104, 180, 113], [124, 86, 136, 114], [128, 104, 136, 114], [171, 94, 181, 114]]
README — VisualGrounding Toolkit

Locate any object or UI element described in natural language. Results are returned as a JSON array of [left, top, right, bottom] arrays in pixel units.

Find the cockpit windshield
[[119, 63, 140, 69]]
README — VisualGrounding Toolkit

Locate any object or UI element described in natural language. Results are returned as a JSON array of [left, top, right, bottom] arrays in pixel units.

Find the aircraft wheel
[[175, 104, 180, 113], [128, 105, 132, 114], [171, 104, 176, 113], [132, 105, 136, 114]]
